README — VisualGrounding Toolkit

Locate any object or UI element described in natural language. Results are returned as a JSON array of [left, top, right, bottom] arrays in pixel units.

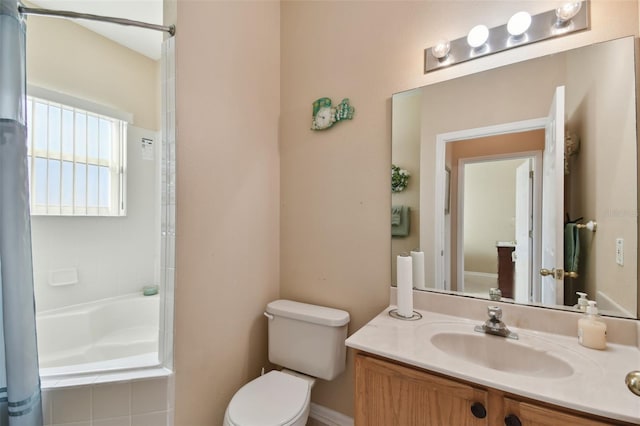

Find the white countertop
[[346, 306, 640, 424]]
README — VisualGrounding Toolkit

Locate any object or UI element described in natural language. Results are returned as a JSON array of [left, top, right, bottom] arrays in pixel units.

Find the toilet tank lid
[[266, 300, 350, 326]]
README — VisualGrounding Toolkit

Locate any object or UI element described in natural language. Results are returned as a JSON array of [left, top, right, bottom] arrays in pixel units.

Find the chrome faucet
[[474, 306, 519, 339]]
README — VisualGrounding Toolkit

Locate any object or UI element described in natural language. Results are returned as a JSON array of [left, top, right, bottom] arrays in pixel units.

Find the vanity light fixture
[[425, 0, 589, 73], [467, 25, 489, 49], [432, 39, 451, 60], [507, 11, 532, 37], [556, 2, 583, 23]]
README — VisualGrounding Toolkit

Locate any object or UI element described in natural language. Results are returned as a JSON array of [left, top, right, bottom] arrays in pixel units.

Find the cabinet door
[[355, 353, 489, 426], [503, 398, 619, 426]]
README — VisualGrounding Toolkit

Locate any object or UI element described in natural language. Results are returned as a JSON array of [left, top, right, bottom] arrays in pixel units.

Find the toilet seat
[[226, 370, 311, 426]]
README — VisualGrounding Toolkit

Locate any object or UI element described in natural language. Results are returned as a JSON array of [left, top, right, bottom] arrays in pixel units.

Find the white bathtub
[[36, 293, 159, 376]]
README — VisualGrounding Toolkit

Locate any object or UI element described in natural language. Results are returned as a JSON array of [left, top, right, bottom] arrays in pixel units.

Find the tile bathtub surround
[[92, 383, 130, 419], [43, 377, 172, 426], [93, 418, 130, 426], [50, 387, 91, 424], [131, 379, 169, 415], [390, 287, 639, 347]]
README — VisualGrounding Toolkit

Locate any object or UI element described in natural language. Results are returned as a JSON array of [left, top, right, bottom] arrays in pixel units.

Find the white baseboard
[[309, 402, 354, 426], [464, 271, 498, 279]]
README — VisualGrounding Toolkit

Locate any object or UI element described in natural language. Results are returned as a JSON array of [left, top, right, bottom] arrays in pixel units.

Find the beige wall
[[173, 1, 280, 425], [173, 0, 640, 422], [25, 11, 159, 131]]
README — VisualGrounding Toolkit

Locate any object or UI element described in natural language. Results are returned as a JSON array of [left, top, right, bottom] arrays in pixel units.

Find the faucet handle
[[489, 287, 502, 301], [487, 305, 502, 321]]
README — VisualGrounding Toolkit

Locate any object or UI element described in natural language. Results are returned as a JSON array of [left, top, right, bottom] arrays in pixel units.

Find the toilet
[[223, 299, 350, 426]]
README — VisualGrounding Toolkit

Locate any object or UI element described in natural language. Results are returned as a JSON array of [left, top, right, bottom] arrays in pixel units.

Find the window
[[26, 93, 127, 216]]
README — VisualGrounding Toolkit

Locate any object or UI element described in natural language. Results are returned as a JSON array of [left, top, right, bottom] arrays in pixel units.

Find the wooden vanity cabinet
[[354, 351, 631, 426], [502, 398, 614, 426], [355, 352, 491, 425]]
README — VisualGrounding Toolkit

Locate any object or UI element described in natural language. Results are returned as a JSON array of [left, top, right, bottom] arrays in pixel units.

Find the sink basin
[[430, 331, 574, 378]]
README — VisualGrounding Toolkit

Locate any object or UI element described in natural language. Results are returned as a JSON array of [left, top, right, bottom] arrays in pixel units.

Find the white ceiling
[[28, 0, 164, 60]]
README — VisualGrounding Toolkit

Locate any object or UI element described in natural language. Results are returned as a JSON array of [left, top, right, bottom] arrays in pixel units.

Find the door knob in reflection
[[539, 268, 577, 279]]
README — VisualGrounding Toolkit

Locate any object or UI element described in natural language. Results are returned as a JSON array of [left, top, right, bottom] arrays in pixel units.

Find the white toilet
[[223, 299, 350, 426]]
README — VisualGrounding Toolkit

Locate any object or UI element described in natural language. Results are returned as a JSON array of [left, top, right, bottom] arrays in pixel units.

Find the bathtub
[[36, 293, 160, 376]]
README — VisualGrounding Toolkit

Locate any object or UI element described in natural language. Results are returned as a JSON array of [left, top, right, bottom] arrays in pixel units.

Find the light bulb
[[507, 11, 532, 37], [467, 25, 489, 49], [432, 39, 451, 59], [556, 2, 582, 22]]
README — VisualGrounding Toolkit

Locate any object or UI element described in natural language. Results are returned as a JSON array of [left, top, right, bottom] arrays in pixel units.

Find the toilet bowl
[[223, 370, 314, 426]]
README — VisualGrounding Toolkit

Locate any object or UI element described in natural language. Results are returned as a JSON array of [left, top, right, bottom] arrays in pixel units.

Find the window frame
[[26, 86, 131, 217]]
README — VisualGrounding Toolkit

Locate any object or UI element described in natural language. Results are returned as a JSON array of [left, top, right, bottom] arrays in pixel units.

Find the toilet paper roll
[[410, 250, 425, 290], [396, 254, 413, 318]]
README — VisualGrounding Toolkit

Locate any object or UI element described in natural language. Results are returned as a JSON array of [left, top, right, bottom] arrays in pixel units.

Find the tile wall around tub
[[42, 376, 174, 426]]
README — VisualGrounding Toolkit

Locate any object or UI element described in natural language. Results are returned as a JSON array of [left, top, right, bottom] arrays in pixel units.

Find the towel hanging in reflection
[[391, 205, 410, 237], [564, 222, 580, 274], [391, 206, 402, 226]]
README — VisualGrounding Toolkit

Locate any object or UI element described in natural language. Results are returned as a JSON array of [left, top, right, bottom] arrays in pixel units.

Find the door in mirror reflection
[[514, 158, 533, 304], [541, 85, 566, 306], [445, 128, 544, 303]]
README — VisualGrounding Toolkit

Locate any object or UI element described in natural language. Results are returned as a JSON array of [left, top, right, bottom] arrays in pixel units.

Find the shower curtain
[[0, 0, 43, 424]]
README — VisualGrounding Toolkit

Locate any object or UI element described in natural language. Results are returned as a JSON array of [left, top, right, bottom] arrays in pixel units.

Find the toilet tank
[[266, 300, 350, 380]]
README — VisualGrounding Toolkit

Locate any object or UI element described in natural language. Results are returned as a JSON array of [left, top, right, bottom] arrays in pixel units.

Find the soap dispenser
[[574, 292, 589, 312], [578, 301, 607, 350]]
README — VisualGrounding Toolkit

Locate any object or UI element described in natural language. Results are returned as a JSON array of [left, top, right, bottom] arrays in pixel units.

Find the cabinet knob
[[504, 414, 522, 426], [470, 402, 487, 419]]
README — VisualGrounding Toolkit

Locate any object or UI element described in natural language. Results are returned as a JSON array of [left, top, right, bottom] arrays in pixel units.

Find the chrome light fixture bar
[[424, 1, 589, 73]]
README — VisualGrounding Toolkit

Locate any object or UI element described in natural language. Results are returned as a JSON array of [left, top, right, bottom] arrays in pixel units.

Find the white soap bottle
[[578, 301, 607, 350], [574, 292, 589, 312]]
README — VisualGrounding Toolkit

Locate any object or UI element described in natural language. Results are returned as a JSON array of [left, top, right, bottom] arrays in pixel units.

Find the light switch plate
[[616, 238, 624, 266]]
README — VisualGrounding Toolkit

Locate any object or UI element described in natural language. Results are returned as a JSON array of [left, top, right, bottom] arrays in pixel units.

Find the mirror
[[391, 36, 638, 319]]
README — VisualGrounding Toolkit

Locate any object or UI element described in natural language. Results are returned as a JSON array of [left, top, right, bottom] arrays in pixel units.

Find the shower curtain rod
[[18, 5, 175, 36]]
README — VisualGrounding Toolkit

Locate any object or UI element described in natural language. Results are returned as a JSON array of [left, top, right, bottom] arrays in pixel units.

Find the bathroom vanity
[[354, 352, 624, 425], [345, 293, 640, 426], [377, 33, 640, 425]]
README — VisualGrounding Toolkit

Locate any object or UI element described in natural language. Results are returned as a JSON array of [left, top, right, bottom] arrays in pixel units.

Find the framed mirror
[[391, 36, 638, 319]]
